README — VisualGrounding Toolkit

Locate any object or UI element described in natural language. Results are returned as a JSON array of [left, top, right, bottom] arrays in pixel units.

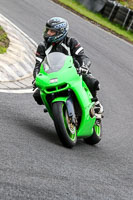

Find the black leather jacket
[[33, 36, 91, 78]]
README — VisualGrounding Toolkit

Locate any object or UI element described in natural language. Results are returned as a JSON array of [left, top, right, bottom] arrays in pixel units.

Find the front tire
[[52, 102, 77, 148], [84, 120, 102, 145]]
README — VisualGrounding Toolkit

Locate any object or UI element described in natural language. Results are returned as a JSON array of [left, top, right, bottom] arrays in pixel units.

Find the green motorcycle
[[35, 52, 103, 148]]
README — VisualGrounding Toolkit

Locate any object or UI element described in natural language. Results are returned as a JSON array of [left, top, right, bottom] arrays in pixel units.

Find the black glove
[[76, 60, 92, 74], [77, 64, 89, 75], [33, 66, 40, 79]]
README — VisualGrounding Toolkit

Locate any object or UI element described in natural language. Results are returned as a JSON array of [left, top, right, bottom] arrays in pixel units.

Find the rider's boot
[[33, 88, 43, 105], [91, 90, 104, 114], [94, 101, 104, 114]]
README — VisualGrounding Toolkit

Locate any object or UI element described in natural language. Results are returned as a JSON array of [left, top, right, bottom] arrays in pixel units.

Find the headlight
[[50, 78, 58, 83]]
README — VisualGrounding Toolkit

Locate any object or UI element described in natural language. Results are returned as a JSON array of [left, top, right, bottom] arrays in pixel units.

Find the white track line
[[0, 89, 33, 94]]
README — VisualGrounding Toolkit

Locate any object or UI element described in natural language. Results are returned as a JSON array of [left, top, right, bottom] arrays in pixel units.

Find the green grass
[[57, 0, 133, 43], [0, 26, 10, 54], [0, 47, 7, 54]]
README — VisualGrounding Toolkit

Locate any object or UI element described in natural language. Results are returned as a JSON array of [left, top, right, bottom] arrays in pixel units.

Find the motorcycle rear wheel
[[52, 102, 77, 148], [84, 121, 102, 145]]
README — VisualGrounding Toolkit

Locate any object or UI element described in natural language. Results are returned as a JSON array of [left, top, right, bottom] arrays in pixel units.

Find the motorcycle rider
[[33, 17, 103, 114]]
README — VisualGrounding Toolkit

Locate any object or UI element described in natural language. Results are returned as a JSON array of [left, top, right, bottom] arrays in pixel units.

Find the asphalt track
[[0, 0, 133, 199]]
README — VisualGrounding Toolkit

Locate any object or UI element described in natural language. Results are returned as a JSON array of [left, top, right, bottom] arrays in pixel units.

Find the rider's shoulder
[[66, 36, 80, 49]]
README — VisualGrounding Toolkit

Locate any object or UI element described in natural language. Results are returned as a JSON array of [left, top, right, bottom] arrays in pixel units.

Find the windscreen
[[43, 52, 67, 73]]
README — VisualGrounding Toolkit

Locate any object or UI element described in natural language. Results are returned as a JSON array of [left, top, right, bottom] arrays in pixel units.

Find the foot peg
[[44, 108, 48, 113]]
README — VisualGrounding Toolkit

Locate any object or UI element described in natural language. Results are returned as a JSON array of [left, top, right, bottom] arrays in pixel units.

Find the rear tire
[[84, 121, 102, 145], [52, 102, 77, 148]]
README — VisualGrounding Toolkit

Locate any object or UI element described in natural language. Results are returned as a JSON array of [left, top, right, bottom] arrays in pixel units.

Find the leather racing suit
[[33, 36, 99, 104]]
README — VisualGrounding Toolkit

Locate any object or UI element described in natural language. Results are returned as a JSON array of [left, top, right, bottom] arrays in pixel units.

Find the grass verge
[[0, 25, 10, 54], [53, 0, 133, 44]]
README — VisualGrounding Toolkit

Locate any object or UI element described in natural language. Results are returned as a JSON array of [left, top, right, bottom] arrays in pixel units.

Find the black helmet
[[44, 17, 69, 43]]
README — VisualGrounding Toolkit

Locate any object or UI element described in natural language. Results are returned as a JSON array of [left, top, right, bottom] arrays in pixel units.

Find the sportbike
[[35, 52, 103, 148]]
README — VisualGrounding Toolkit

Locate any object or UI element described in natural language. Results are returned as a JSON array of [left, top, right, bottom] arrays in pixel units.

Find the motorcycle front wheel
[[52, 102, 77, 148]]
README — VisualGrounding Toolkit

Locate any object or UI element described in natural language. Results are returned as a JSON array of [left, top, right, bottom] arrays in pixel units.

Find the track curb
[[0, 14, 37, 90]]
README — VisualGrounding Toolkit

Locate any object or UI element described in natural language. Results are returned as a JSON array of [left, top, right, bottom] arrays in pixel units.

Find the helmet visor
[[44, 27, 58, 38]]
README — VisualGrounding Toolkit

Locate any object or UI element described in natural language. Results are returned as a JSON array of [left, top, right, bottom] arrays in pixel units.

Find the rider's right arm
[[33, 42, 46, 78]]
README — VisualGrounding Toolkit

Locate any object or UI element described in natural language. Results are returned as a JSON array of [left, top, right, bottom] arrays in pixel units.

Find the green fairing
[[35, 52, 100, 142]]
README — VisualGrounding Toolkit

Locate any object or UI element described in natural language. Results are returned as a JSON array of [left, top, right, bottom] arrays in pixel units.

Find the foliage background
[[117, 0, 133, 9]]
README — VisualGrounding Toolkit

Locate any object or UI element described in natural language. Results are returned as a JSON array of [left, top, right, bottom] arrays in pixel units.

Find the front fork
[[66, 96, 76, 125], [51, 92, 76, 125]]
